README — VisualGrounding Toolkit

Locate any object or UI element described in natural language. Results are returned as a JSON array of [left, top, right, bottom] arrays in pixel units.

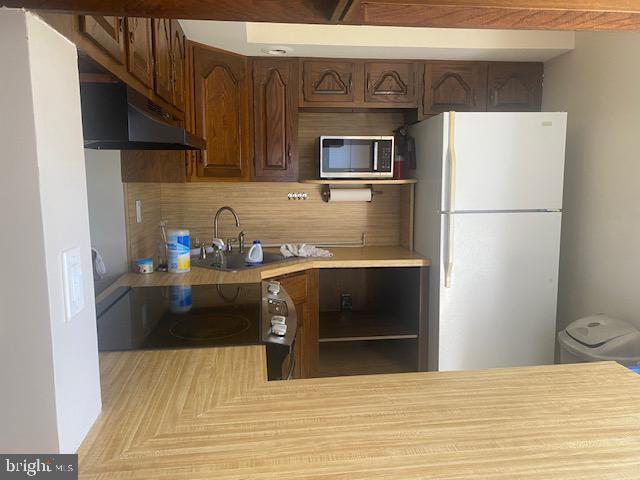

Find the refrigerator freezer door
[[444, 112, 566, 212], [436, 211, 561, 371]]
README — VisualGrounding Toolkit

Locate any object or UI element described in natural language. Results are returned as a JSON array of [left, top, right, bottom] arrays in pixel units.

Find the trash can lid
[[565, 315, 638, 347]]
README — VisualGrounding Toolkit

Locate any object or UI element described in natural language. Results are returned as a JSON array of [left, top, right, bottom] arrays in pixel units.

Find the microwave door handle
[[373, 141, 379, 171]]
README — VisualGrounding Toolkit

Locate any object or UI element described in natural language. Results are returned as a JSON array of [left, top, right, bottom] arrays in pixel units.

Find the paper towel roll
[[326, 187, 372, 202]]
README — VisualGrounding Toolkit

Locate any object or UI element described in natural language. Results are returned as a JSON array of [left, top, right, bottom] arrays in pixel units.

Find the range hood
[[80, 82, 205, 150]]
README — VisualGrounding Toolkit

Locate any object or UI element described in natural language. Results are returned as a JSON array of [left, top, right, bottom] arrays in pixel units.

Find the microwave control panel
[[377, 140, 393, 172]]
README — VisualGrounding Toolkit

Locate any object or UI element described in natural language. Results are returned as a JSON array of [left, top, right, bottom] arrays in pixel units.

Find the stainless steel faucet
[[214, 206, 241, 252]]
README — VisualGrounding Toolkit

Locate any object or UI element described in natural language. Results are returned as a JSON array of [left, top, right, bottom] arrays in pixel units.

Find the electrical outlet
[[135, 200, 142, 223], [340, 292, 353, 311]]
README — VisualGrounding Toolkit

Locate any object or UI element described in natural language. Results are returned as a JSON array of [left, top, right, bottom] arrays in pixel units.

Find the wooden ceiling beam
[[4, 0, 640, 30], [1, 0, 338, 22], [341, 0, 640, 30]]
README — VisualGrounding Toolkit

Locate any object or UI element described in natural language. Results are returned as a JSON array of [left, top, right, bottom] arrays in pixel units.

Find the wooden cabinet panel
[[252, 59, 298, 181], [487, 62, 543, 112], [78, 15, 126, 65], [192, 43, 250, 180], [301, 60, 357, 105], [153, 18, 172, 103], [276, 270, 319, 379], [125, 17, 154, 89], [364, 61, 417, 107], [423, 62, 488, 115], [171, 20, 186, 112]]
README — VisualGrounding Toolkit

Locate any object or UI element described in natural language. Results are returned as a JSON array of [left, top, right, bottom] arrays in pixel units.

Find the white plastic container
[[245, 240, 264, 264], [167, 229, 190, 273]]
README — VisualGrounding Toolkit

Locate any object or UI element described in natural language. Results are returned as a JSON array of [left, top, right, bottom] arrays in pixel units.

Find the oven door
[[262, 281, 298, 380], [320, 136, 394, 178], [266, 340, 297, 380]]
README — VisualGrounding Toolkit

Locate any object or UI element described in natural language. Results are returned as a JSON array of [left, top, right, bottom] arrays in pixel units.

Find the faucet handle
[[237, 231, 246, 254], [226, 237, 238, 253]]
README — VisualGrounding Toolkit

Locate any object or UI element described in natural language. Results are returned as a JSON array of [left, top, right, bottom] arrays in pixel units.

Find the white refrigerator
[[409, 112, 567, 371]]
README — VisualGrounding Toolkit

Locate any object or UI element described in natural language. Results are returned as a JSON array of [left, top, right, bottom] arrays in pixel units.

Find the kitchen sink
[[191, 251, 294, 272]]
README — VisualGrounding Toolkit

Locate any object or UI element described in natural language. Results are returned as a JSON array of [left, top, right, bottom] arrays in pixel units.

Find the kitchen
[[1, 1, 640, 478]]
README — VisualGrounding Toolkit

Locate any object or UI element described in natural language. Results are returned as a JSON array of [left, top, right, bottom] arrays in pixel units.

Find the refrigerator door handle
[[447, 111, 457, 212], [444, 112, 457, 288], [444, 213, 454, 288]]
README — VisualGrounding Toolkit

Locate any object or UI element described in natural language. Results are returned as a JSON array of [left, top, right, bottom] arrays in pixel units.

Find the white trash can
[[558, 314, 640, 368]]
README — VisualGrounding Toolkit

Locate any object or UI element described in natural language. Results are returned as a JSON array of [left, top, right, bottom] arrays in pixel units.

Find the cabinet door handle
[[118, 18, 123, 33], [287, 143, 292, 160], [348, 76, 352, 92]]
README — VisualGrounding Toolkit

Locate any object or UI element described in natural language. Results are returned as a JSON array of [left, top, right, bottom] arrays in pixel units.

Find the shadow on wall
[[84, 149, 129, 294], [542, 31, 640, 344]]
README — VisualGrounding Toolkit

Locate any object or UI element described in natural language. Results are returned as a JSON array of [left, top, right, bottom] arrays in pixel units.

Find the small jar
[[135, 258, 154, 274]]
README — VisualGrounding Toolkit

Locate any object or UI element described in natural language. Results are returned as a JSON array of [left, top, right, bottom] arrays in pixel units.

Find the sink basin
[[191, 251, 293, 272]]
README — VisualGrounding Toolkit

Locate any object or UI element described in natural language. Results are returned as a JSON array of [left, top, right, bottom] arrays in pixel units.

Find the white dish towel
[[91, 248, 107, 279], [280, 244, 333, 258]]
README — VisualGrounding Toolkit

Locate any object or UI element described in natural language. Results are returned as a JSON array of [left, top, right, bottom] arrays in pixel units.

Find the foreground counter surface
[[78, 346, 640, 479]]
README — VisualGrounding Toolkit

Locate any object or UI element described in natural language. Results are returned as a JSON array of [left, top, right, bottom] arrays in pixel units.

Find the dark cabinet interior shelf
[[318, 340, 417, 377], [317, 267, 426, 376], [319, 310, 417, 342]]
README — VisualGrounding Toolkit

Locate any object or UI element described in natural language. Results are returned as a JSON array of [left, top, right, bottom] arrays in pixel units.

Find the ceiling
[[180, 21, 575, 62], [8, 0, 640, 31]]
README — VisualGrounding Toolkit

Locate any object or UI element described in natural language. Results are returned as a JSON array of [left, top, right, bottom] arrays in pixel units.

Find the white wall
[[543, 32, 640, 333], [181, 20, 574, 61], [0, 10, 101, 453], [85, 149, 128, 294]]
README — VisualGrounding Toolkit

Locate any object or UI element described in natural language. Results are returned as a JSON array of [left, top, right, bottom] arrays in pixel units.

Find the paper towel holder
[[321, 185, 382, 203]]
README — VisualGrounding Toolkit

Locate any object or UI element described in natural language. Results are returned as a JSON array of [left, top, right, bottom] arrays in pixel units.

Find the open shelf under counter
[[319, 310, 418, 342], [318, 339, 418, 378], [299, 179, 417, 185]]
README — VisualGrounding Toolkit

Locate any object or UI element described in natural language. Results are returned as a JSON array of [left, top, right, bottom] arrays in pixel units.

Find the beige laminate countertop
[[78, 346, 640, 479], [97, 246, 430, 301]]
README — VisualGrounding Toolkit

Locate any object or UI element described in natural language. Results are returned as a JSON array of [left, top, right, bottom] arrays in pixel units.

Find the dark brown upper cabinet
[[301, 60, 357, 106], [125, 17, 154, 89], [423, 62, 488, 115], [192, 43, 250, 180], [252, 59, 299, 181], [152, 18, 172, 104], [171, 20, 186, 112], [78, 16, 126, 65], [364, 61, 417, 107], [487, 62, 543, 112]]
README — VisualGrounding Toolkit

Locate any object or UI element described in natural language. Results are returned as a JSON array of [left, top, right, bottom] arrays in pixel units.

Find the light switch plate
[[62, 247, 85, 322]]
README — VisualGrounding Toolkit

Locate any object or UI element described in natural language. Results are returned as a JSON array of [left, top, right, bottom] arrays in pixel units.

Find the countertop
[[77, 346, 640, 479], [97, 246, 430, 301]]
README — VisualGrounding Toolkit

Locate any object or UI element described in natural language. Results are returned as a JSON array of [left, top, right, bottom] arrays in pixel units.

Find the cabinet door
[[252, 59, 299, 181], [78, 16, 126, 65], [423, 62, 488, 115], [192, 44, 250, 180], [152, 18, 172, 103], [301, 60, 356, 105], [364, 61, 417, 107], [276, 270, 319, 379], [487, 62, 543, 112], [125, 17, 154, 89], [171, 20, 186, 112]]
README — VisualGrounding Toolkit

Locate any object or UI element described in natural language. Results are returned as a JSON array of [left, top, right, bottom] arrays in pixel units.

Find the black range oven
[[95, 281, 297, 380]]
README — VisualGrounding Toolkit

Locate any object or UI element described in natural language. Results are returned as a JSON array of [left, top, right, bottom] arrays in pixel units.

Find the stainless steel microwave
[[319, 136, 394, 179]]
